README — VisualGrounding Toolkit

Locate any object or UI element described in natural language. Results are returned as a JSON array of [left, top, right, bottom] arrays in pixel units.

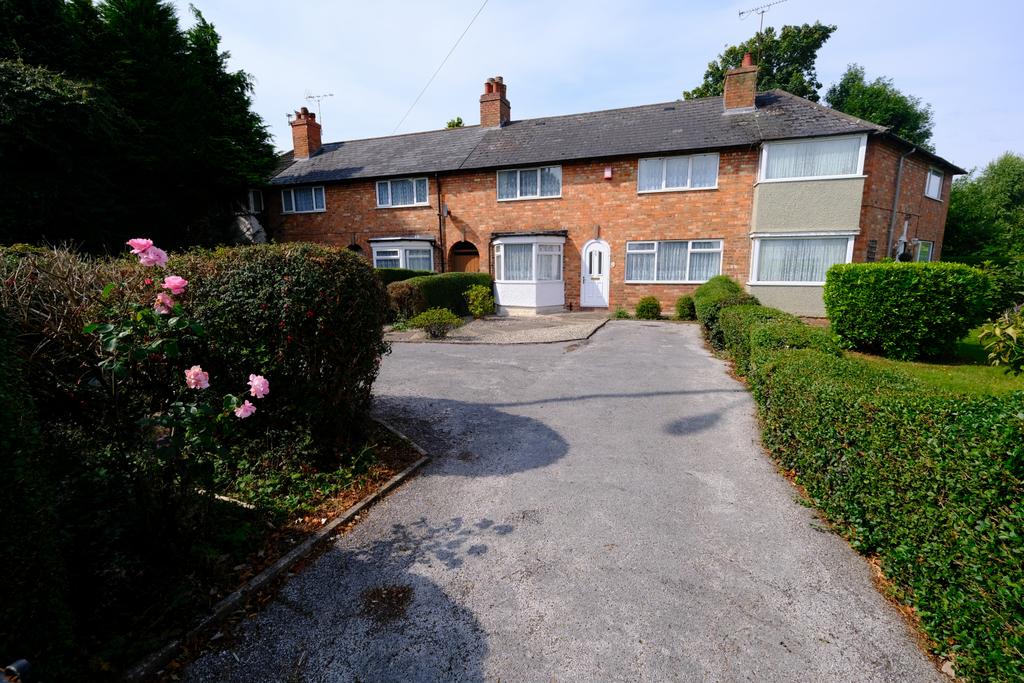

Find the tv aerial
[[739, 0, 788, 33], [304, 90, 335, 121]]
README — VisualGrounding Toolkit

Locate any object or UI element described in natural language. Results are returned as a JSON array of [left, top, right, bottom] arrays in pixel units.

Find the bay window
[[760, 135, 865, 182], [370, 240, 435, 271], [624, 240, 722, 283], [497, 166, 562, 200], [751, 235, 854, 284], [281, 186, 326, 213], [377, 177, 429, 207], [493, 242, 563, 282], [638, 153, 719, 192]]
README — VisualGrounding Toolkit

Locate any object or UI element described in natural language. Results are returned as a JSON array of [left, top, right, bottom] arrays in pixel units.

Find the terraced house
[[264, 55, 964, 316]]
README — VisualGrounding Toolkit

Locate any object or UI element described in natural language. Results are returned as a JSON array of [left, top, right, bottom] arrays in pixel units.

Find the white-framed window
[[371, 242, 435, 271], [759, 135, 866, 182], [624, 240, 722, 283], [247, 189, 263, 213], [750, 234, 855, 285], [493, 241, 564, 282], [638, 153, 719, 192], [376, 178, 429, 208], [281, 186, 325, 213], [925, 169, 943, 200], [916, 240, 934, 262], [497, 166, 562, 201]]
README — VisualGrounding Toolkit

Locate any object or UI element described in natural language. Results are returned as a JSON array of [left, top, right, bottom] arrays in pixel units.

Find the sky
[[168, 0, 1023, 172]]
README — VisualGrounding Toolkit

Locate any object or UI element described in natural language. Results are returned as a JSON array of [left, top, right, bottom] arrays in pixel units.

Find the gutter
[[886, 145, 916, 258]]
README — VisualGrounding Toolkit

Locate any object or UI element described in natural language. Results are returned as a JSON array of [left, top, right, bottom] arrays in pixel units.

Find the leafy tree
[[944, 153, 1024, 265], [446, 116, 464, 128], [825, 64, 934, 149], [683, 22, 836, 101]]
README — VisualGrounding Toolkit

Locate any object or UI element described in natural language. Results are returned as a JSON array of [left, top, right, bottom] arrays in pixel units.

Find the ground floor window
[[493, 241, 563, 282], [624, 239, 722, 283], [751, 234, 854, 285], [371, 241, 435, 271], [916, 240, 934, 262]]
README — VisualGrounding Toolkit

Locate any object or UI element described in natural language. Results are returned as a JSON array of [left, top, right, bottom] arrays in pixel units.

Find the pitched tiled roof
[[272, 90, 961, 185]]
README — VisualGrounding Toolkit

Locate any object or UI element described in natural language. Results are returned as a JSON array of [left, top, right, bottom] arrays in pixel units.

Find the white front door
[[581, 240, 610, 308]]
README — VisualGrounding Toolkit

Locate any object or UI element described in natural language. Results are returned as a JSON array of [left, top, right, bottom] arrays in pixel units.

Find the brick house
[[263, 56, 964, 316]]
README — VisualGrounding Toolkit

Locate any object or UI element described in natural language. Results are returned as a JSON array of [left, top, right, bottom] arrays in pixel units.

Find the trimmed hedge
[[675, 294, 696, 321], [376, 267, 433, 287], [750, 349, 1024, 680], [693, 275, 759, 348], [388, 272, 492, 317], [824, 262, 993, 360], [635, 296, 662, 320], [719, 305, 799, 374]]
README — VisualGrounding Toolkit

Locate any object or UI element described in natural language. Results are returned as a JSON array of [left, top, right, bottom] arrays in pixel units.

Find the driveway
[[185, 321, 940, 682]]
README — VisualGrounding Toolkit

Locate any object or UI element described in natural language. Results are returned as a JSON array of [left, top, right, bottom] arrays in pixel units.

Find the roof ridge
[[765, 89, 886, 132]]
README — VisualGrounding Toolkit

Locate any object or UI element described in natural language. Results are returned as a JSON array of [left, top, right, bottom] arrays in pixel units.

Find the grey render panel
[[748, 285, 827, 317], [751, 177, 866, 233]]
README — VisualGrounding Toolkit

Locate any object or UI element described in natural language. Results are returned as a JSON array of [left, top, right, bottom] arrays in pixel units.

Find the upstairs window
[[377, 178, 429, 207], [925, 169, 943, 200], [638, 153, 719, 192], [624, 240, 722, 283], [281, 186, 325, 213], [497, 166, 562, 200], [761, 135, 864, 181]]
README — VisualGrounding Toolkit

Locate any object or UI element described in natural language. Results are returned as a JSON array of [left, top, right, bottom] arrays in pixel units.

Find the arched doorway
[[346, 243, 363, 253], [448, 240, 480, 272]]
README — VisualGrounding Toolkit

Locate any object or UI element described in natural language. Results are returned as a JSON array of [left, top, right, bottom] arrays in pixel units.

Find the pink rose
[[234, 400, 256, 419], [162, 275, 188, 295], [154, 292, 174, 314], [247, 374, 270, 399], [138, 246, 168, 267], [126, 238, 153, 254], [184, 365, 209, 390]]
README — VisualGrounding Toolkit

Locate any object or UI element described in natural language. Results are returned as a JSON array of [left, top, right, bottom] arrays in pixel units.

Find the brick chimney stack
[[290, 106, 322, 159], [723, 52, 758, 113], [479, 76, 511, 127]]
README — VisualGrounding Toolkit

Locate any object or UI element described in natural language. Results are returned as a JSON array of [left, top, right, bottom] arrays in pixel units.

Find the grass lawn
[[853, 328, 1024, 395]]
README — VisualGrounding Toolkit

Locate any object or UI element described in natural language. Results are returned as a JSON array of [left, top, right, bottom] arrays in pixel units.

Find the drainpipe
[[886, 145, 916, 259], [435, 173, 446, 272]]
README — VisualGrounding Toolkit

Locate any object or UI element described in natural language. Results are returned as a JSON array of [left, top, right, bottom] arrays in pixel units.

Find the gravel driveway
[[185, 321, 940, 682]]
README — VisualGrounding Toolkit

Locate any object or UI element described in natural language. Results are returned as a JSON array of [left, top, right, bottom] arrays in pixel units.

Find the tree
[[944, 153, 1024, 265], [446, 116, 463, 128], [825, 64, 934, 150], [683, 22, 836, 101]]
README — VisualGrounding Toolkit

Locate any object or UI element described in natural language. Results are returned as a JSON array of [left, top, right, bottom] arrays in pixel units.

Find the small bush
[[980, 260, 1024, 317], [674, 294, 696, 321], [612, 306, 631, 319], [719, 305, 800, 374], [464, 283, 495, 318], [409, 307, 463, 338], [824, 262, 993, 360], [980, 305, 1024, 375], [387, 280, 428, 319], [390, 272, 493, 317], [635, 296, 662, 320], [376, 267, 433, 287], [693, 276, 759, 349]]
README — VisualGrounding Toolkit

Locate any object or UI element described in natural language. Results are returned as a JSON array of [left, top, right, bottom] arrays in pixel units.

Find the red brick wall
[[268, 148, 760, 311], [857, 138, 952, 263]]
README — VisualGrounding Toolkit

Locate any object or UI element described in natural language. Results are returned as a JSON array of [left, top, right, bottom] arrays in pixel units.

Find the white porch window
[[624, 240, 722, 283], [496, 166, 562, 201], [493, 241, 563, 282], [925, 169, 943, 200], [637, 153, 719, 192], [760, 135, 865, 182], [492, 235, 566, 312], [281, 186, 326, 213], [376, 177, 429, 207], [371, 241, 435, 271], [751, 235, 854, 285]]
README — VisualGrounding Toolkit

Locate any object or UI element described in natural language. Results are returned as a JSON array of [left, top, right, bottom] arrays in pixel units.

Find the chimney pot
[[290, 104, 322, 159], [741, 52, 754, 67], [479, 74, 511, 127]]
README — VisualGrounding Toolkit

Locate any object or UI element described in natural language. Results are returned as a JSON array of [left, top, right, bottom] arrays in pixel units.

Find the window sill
[[747, 281, 826, 287], [755, 174, 867, 185], [281, 209, 327, 214], [495, 279, 564, 284], [496, 195, 562, 203], [637, 186, 718, 195], [624, 280, 712, 285], [375, 203, 431, 210], [924, 194, 943, 203]]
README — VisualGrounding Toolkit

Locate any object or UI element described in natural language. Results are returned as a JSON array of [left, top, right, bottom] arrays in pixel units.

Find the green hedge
[[388, 272, 492, 317], [675, 294, 696, 321], [719, 305, 799, 374], [750, 348, 1024, 680], [375, 267, 433, 287], [824, 262, 993, 360], [635, 295, 662, 320], [693, 275, 759, 348]]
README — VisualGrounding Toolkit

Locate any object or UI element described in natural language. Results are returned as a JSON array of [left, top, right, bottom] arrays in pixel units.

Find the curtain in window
[[390, 179, 414, 205], [414, 178, 428, 203], [313, 187, 325, 210], [376, 183, 389, 206], [282, 191, 294, 212], [374, 250, 400, 269], [665, 157, 689, 189], [638, 159, 662, 191], [656, 241, 688, 281], [498, 171, 517, 199], [757, 238, 848, 282], [764, 137, 860, 180], [519, 170, 539, 196], [689, 251, 721, 281], [690, 155, 719, 188], [294, 188, 315, 212], [537, 246, 561, 280], [494, 246, 502, 280], [503, 244, 533, 280], [540, 167, 561, 196], [406, 249, 432, 271], [626, 250, 655, 281]]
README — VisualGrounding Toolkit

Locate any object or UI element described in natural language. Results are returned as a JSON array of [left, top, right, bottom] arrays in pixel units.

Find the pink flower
[[234, 400, 256, 419], [184, 365, 209, 390], [247, 374, 270, 399], [154, 292, 174, 314], [126, 238, 153, 254], [162, 275, 188, 295], [138, 246, 168, 267]]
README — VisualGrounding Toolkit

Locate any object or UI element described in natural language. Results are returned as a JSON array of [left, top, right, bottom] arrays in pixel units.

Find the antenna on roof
[[739, 0, 788, 32], [304, 91, 334, 121]]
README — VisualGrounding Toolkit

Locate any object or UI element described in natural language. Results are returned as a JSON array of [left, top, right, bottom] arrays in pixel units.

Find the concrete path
[[185, 322, 940, 682], [386, 311, 608, 344]]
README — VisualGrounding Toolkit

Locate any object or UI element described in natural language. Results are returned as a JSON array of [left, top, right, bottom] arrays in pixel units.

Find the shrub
[[748, 320, 841, 369], [635, 296, 662, 320], [718, 305, 799, 374], [375, 267, 432, 287], [387, 280, 428, 320], [612, 306, 631, 319], [980, 305, 1024, 375], [389, 272, 492, 317], [409, 307, 463, 338], [750, 348, 1024, 680], [980, 260, 1024, 316], [693, 276, 759, 349], [674, 294, 696, 320], [824, 262, 993, 360], [464, 283, 496, 318]]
